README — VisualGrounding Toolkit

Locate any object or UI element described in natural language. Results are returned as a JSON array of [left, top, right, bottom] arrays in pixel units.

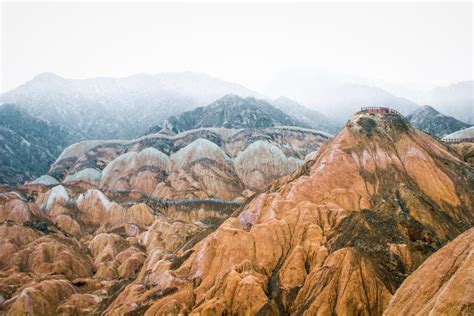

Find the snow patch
[[171, 138, 230, 170], [45, 185, 69, 211], [443, 126, 474, 140], [100, 147, 170, 187], [77, 189, 110, 211], [31, 175, 60, 185], [64, 168, 102, 185]]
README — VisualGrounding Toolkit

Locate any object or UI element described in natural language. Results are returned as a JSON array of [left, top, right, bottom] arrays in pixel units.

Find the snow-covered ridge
[[0, 72, 260, 139], [64, 168, 102, 185], [100, 147, 170, 188], [54, 126, 331, 165], [442, 126, 474, 140], [31, 175, 60, 186], [170, 138, 231, 170]]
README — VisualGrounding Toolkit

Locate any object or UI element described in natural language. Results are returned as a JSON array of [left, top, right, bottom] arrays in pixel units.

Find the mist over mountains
[[0, 72, 259, 139], [1, 71, 472, 141]]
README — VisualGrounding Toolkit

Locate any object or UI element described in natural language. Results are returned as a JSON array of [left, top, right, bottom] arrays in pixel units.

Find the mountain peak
[[407, 104, 471, 137], [32, 72, 63, 82], [154, 95, 309, 135], [348, 109, 410, 137], [211, 93, 246, 105]]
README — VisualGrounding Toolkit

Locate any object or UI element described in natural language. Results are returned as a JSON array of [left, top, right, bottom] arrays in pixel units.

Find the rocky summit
[[150, 94, 312, 135], [0, 109, 472, 315]]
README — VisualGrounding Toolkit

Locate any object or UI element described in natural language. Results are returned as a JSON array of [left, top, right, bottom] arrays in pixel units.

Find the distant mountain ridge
[[406, 105, 471, 138], [151, 94, 312, 135], [263, 70, 420, 123], [271, 96, 340, 133], [0, 72, 260, 139], [423, 81, 473, 124], [0, 104, 80, 185]]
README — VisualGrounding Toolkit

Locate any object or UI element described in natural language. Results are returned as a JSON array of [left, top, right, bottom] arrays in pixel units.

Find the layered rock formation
[[46, 127, 329, 199], [0, 110, 472, 315], [103, 111, 473, 314], [0, 180, 239, 315]]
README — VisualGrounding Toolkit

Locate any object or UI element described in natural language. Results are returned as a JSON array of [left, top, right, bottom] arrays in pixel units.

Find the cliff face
[[104, 111, 473, 315]]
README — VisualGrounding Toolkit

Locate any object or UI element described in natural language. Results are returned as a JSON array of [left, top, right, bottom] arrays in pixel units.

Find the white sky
[[1, 1, 473, 93]]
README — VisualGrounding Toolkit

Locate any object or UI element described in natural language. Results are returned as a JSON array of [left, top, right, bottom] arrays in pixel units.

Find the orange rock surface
[[0, 112, 472, 315], [107, 112, 472, 315], [384, 227, 474, 315]]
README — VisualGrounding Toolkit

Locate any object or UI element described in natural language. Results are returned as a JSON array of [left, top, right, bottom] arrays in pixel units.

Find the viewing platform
[[359, 107, 403, 116], [357, 107, 473, 144]]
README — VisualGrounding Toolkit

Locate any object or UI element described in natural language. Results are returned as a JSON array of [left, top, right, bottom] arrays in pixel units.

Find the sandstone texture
[[0, 112, 472, 315], [104, 112, 473, 315], [47, 127, 329, 199], [385, 227, 474, 315]]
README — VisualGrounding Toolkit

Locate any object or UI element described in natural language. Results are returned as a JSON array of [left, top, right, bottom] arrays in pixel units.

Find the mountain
[[263, 70, 420, 123], [0, 104, 80, 185], [423, 81, 474, 124], [105, 109, 473, 314], [272, 96, 340, 133], [0, 72, 259, 139], [0, 109, 472, 314], [406, 105, 471, 137], [46, 126, 330, 198], [151, 94, 310, 135]]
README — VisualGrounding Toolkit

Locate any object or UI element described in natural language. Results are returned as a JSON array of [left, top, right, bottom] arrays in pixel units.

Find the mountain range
[[150, 94, 330, 135], [2, 72, 472, 140], [0, 72, 259, 139], [0, 109, 472, 315], [262, 70, 421, 123]]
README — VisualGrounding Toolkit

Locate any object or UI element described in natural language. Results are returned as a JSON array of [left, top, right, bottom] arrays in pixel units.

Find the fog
[[2, 2, 472, 95]]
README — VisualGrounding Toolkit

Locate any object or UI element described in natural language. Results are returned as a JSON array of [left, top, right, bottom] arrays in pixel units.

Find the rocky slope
[[271, 96, 340, 134], [102, 110, 473, 314], [0, 110, 472, 315], [385, 227, 474, 315], [0, 104, 80, 186], [43, 127, 329, 200], [0, 180, 242, 315], [406, 105, 470, 137], [0, 72, 259, 139], [149, 95, 310, 135]]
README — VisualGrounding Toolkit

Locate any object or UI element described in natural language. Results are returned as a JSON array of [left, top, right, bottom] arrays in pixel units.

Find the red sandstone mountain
[[105, 110, 473, 314], [44, 127, 328, 199], [0, 110, 472, 315]]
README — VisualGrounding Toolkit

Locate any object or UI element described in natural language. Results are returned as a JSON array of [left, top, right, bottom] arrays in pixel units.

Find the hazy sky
[[1, 1, 472, 93]]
